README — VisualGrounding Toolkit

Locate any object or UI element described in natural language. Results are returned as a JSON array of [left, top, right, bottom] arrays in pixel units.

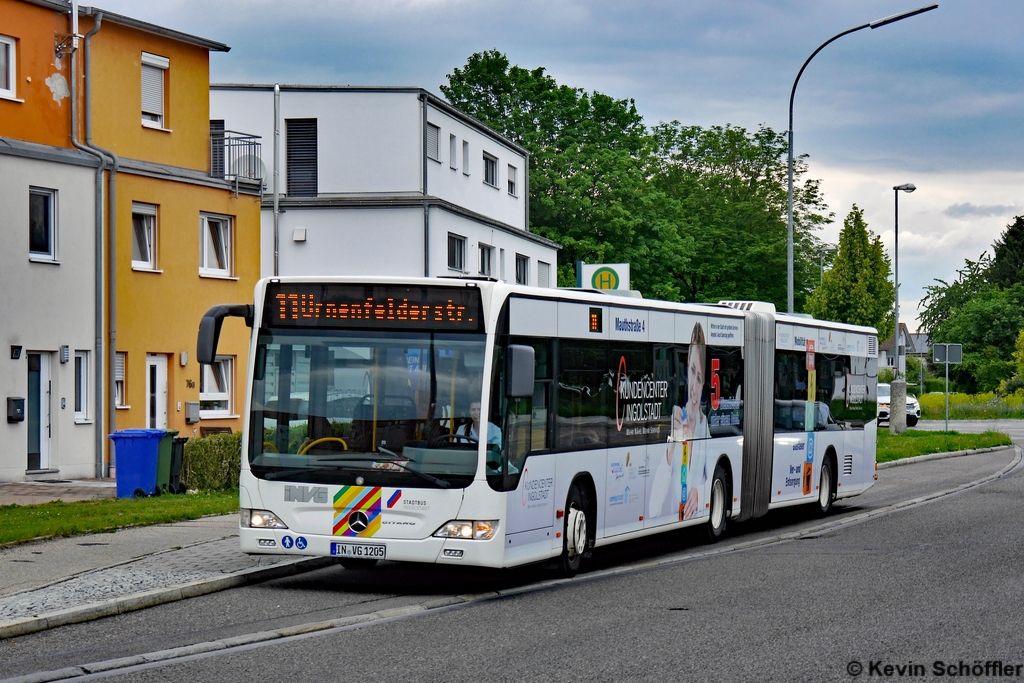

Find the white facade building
[[0, 141, 98, 481], [209, 85, 559, 285]]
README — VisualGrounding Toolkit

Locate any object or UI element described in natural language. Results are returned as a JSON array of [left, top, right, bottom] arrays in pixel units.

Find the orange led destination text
[[276, 294, 474, 324]]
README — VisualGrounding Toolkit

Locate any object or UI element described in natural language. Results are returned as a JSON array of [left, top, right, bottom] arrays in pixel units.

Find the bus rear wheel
[[559, 485, 589, 577], [706, 465, 728, 542], [815, 458, 836, 517]]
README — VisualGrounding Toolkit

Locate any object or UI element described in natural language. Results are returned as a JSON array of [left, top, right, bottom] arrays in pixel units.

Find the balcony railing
[[210, 129, 264, 188]]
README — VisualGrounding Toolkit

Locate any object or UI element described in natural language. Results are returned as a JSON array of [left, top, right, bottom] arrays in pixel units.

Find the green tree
[[989, 215, 1024, 287], [649, 123, 830, 308], [932, 284, 1024, 392], [918, 253, 992, 338], [806, 205, 894, 332]]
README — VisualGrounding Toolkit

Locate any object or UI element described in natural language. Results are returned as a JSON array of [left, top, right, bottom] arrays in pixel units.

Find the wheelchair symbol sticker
[[296, 536, 308, 550]]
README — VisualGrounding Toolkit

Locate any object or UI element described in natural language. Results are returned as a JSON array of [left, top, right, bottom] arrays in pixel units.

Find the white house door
[[146, 354, 169, 429], [27, 352, 52, 471]]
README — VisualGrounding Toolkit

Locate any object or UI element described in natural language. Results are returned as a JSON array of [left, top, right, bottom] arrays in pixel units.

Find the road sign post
[[933, 343, 963, 431]]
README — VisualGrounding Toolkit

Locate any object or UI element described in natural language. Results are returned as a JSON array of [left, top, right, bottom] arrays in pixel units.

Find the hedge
[[182, 432, 242, 491]]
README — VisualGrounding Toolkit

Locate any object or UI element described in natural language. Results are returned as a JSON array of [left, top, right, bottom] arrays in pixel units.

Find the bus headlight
[[244, 509, 289, 529], [433, 520, 498, 540]]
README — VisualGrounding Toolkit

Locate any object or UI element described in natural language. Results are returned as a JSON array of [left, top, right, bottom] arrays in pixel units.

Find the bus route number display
[[264, 284, 484, 331]]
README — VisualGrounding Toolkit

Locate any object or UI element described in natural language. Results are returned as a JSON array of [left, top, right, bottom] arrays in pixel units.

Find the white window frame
[[131, 202, 158, 271], [507, 164, 518, 196], [479, 244, 493, 277], [515, 253, 530, 285], [200, 356, 233, 418], [199, 213, 233, 278], [28, 187, 57, 261], [462, 140, 470, 176], [141, 52, 168, 129], [448, 232, 466, 272], [74, 351, 90, 421], [426, 123, 440, 162], [115, 351, 128, 408], [483, 153, 498, 188], [0, 34, 17, 100]]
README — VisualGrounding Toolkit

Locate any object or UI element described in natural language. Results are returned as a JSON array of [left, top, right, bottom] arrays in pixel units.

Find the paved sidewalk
[[0, 505, 329, 639]]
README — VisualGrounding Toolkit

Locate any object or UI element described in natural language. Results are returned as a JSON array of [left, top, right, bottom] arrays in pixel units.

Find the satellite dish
[[229, 155, 267, 188]]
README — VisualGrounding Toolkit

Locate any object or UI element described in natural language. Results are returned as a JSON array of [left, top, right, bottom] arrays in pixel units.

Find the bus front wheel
[[559, 485, 589, 577], [706, 465, 728, 542], [816, 458, 836, 517]]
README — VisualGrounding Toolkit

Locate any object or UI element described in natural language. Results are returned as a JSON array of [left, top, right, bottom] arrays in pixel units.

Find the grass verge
[[0, 491, 239, 547], [876, 430, 1012, 464]]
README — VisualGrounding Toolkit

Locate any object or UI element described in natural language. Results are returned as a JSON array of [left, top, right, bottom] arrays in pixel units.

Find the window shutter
[[286, 119, 318, 197], [115, 352, 126, 381], [426, 124, 440, 161], [141, 64, 164, 118], [538, 261, 550, 288]]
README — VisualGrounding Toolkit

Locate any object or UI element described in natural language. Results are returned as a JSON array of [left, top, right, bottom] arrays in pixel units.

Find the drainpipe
[[273, 84, 280, 276], [68, 7, 107, 479], [84, 11, 120, 477], [420, 93, 429, 277]]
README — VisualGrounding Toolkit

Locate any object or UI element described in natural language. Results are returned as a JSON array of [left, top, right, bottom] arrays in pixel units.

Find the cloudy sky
[[99, 0, 1024, 329]]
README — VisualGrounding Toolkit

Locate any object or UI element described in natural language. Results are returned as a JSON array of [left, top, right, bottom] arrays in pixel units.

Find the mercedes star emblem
[[348, 510, 369, 533]]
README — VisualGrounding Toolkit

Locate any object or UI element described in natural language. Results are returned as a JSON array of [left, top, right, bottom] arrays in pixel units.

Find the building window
[[538, 260, 551, 288], [448, 233, 466, 272], [286, 118, 318, 197], [140, 52, 168, 128], [0, 34, 16, 99], [200, 356, 233, 417], [462, 140, 470, 176], [131, 203, 158, 270], [427, 123, 440, 162], [115, 352, 127, 407], [483, 153, 498, 187], [479, 244, 493, 277], [74, 351, 89, 420], [29, 187, 56, 260], [449, 134, 458, 170], [200, 213, 233, 277], [515, 253, 529, 285], [508, 164, 518, 196]]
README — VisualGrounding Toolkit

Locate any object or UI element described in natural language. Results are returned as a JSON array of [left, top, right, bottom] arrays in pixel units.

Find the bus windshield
[[249, 329, 490, 488]]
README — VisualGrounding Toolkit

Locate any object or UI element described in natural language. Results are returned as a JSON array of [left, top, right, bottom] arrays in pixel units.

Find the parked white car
[[877, 382, 921, 426]]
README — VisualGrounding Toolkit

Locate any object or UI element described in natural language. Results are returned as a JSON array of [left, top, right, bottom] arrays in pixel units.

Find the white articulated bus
[[197, 277, 879, 574]]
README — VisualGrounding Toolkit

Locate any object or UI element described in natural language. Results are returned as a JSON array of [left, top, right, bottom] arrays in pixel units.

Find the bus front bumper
[[240, 526, 507, 568]]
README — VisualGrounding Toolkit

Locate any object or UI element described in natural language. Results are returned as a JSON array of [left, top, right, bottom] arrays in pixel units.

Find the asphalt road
[[1, 446, 1020, 683], [916, 418, 1024, 441]]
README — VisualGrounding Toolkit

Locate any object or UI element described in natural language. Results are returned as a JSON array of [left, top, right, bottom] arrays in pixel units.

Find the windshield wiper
[[313, 447, 451, 489]]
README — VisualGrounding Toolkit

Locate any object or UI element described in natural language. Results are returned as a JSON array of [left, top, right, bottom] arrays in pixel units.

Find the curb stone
[[0, 556, 333, 641], [877, 444, 1010, 469]]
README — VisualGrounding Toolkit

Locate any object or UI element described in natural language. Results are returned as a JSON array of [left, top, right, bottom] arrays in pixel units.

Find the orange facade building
[[0, 0, 261, 480]]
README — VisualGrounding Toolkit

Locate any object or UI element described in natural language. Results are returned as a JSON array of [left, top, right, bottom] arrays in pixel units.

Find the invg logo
[[284, 485, 328, 504]]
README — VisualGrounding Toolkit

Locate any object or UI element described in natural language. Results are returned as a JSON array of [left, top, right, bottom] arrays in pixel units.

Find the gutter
[[420, 93, 429, 277], [83, 10, 121, 476], [68, 8, 107, 480]]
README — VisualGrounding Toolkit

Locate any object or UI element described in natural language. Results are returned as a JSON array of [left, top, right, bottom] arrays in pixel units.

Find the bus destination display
[[264, 284, 484, 331]]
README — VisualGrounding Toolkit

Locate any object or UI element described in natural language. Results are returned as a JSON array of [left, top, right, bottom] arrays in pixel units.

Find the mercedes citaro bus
[[197, 277, 879, 575]]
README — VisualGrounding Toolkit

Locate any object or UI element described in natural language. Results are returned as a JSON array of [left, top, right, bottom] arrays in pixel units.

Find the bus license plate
[[331, 542, 386, 560]]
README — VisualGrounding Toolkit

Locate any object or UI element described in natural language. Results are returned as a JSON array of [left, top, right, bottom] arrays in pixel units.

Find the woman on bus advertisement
[[647, 323, 710, 522], [681, 323, 710, 520]]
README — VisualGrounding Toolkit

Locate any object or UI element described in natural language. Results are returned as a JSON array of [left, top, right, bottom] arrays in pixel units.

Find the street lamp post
[[890, 182, 916, 436], [892, 183, 916, 381], [786, 4, 938, 313]]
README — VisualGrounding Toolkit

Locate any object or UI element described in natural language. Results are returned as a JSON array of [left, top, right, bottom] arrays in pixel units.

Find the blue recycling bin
[[109, 429, 166, 498]]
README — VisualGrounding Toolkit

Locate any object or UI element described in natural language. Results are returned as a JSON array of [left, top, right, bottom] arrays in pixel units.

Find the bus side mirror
[[197, 304, 254, 365], [506, 344, 535, 398]]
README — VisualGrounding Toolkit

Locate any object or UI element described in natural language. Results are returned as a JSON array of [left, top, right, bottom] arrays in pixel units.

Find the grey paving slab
[[0, 515, 239, 597]]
